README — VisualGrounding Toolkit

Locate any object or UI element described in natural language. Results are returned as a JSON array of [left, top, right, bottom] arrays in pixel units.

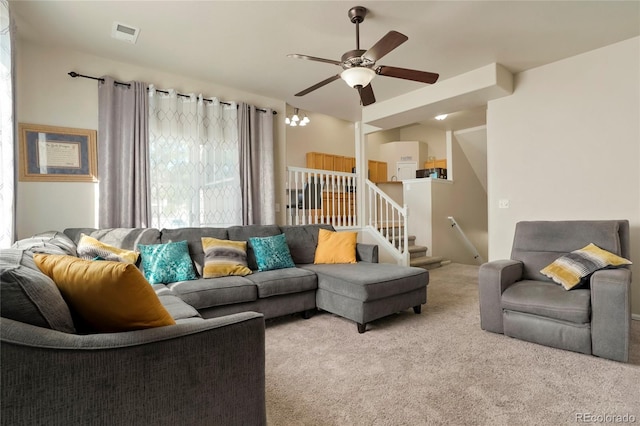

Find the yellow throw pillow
[[201, 237, 252, 278], [34, 254, 175, 332], [77, 233, 139, 264], [314, 228, 357, 264], [540, 243, 632, 290]]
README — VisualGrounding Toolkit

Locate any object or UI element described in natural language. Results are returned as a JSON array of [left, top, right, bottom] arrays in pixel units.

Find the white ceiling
[[10, 1, 640, 124]]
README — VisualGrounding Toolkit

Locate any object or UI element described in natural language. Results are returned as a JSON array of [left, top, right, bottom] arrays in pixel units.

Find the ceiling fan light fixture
[[340, 67, 376, 88]]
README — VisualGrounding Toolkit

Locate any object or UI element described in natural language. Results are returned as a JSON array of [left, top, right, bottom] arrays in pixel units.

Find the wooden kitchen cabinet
[[333, 156, 345, 172], [368, 160, 388, 183], [423, 159, 447, 169], [343, 156, 356, 172], [306, 152, 356, 173], [306, 152, 324, 169]]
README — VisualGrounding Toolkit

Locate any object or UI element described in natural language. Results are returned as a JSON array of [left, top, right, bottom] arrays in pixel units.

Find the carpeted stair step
[[387, 235, 415, 248], [409, 245, 428, 259], [410, 255, 443, 270]]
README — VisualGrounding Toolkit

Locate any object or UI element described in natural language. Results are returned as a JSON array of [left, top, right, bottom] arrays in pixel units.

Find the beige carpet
[[264, 263, 640, 426]]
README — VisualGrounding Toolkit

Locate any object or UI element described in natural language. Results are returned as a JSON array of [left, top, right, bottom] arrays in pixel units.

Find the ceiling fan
[[288, 6, 439, 106]]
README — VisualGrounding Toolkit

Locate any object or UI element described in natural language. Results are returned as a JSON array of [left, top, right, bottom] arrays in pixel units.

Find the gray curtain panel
[[238, 103, 275, 225], [98, 77, 150, 228]]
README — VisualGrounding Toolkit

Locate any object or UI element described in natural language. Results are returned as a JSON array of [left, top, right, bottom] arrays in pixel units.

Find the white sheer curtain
[[148, 87, 241, 228], [0, 0, 14, 248]]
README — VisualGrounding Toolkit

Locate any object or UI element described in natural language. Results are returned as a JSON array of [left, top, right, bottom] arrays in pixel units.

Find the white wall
[[454, 125, 487, 192], [376, 183, 403, 206], [16, 39, 286, 237], [402, 129, 488, 265], [403, 179, 433, 256], [432, 132, 488, 264], [487, 37, 640, 315], [399, 123, 447, 160], [365, 128, 400, 162], [285, 108, 355, 168], [379, 141, 427, 181]]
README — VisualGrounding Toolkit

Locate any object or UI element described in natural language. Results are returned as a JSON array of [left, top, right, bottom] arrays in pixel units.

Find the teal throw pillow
[[138, 240, 197, 284], [249, 234, 295, 272]]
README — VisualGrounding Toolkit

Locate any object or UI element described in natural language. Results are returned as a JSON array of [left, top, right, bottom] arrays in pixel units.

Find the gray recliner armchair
[[479, 220, 632, 362]]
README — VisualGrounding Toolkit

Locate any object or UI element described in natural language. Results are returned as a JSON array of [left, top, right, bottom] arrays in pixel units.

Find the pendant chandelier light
[[285, 108, 310, 127]]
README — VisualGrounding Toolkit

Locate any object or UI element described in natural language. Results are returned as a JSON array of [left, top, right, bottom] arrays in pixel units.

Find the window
[[148, 89, 241, 228]]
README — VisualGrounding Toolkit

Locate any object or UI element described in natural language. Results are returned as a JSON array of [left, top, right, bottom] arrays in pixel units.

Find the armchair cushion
[[501, 280, 591, 324], [540, 243, 632, 290]]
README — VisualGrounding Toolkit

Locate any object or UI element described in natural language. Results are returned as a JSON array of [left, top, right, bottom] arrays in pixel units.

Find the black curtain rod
[[68, 71, 277, 115]]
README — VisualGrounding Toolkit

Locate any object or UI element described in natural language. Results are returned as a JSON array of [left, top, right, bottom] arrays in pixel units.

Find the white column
[[355, 121, 366, 227]]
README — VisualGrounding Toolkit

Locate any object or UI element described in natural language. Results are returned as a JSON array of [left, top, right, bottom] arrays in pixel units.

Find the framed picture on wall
[[18, 123, 98, 182]]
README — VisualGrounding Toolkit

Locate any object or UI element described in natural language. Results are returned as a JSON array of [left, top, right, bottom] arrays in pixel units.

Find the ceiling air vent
[[111, 21, 140, 44]]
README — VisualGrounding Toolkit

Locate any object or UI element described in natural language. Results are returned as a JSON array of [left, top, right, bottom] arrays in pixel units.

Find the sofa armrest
[[1, 312, 266, 425], [356, 243, 378, 263], [590, 268, 632, 362], [478, 260, 523, 334]]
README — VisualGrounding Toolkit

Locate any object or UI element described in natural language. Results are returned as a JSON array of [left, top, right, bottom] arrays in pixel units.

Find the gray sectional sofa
[[62, 224, 428, 331], [1, 223, 429, 425]]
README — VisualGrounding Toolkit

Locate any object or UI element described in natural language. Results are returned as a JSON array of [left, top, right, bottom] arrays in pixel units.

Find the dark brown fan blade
[[377, 66, 439, 84], [295, 74, 341, 97], [287, 54, 342, 66], [358, 84, 376, 106], [363, 31, 408, 62]]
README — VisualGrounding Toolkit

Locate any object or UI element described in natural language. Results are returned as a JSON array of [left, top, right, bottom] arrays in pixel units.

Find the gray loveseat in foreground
[[2, 224, 428, 425]]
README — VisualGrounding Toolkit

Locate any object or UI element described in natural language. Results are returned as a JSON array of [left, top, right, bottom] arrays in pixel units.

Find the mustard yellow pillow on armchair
[[314, 228, 357, 264], [34, 254, 175, 332], [540, 243, 632, 290]]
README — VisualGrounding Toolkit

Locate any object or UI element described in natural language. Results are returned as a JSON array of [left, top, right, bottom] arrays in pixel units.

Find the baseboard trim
[[632, 314, 640, 321]]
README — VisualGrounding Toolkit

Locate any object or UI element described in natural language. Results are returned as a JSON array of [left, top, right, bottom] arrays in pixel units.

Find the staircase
[[381, 224, 444, 270]]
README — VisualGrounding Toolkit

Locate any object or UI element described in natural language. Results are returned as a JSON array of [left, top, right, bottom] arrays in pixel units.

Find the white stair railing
[[366, 179, 409, 265], [286, 167, 357, 228], [447, 216, 485, 264]]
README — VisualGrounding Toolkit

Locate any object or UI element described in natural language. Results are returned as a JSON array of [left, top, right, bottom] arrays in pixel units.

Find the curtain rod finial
[[68, 71, 79, 78]]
